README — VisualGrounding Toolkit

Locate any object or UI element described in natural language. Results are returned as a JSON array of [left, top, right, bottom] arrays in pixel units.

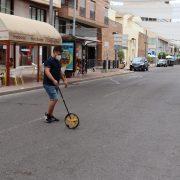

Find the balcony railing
[[104, 16, 109, 25], [90, 11, 95, 20], [80, 7, 86, 17]]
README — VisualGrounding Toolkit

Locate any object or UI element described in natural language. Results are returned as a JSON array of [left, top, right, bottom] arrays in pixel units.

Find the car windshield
[[132, 57, 143, 63]]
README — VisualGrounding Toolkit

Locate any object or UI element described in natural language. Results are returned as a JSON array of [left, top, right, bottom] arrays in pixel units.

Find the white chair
[[32, 63, 37, 75], [10, 67, 24, 85], [16, 66, 24, 85], [10, 69, 18, 85]]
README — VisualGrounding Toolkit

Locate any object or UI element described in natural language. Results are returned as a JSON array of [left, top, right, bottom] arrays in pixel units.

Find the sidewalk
[[0, 68, 131, 96]]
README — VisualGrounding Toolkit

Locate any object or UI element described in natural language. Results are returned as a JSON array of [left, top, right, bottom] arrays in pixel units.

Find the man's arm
[[45, 67, 58, 86]]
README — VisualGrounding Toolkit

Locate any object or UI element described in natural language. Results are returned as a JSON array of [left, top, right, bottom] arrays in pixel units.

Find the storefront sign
[[9, 33, 61, 45], [62, 42, 74, 71], [114, 34, 121, 46]]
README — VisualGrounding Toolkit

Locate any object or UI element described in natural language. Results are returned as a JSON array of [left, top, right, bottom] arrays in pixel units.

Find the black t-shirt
[[43, 56, 61, 86]]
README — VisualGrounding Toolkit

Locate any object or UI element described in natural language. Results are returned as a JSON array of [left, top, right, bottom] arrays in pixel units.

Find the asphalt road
[[0, 66, 180, 180]]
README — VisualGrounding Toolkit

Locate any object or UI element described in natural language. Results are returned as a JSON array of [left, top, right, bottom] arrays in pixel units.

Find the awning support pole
[[6, 42, 10, 86], [37, 45, 40, 82]]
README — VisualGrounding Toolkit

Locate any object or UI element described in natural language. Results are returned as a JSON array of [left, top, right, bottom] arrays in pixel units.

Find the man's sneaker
[[45, 113, 53, 123], [45, 113, 59, 122], [51, 115, 60, 122]]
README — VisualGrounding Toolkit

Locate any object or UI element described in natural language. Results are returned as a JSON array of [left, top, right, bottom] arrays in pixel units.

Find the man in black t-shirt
[[43, 46, 68, 123]]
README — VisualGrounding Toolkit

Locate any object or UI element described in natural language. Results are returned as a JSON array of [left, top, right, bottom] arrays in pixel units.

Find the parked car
[[130, 57, 149, 71], [157, 59, 167, 67], [167, 58, 175, 66]]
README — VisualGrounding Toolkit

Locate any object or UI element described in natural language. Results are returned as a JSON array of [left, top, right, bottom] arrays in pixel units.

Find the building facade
[[116, 14, 146, 67], [97, 19, 123, 62], [138, 32, 147, 57], [55, 0, 109, 69], [0, 0, 62, 85], [0, 0, 111, 84], [147, 30, 171, 58]]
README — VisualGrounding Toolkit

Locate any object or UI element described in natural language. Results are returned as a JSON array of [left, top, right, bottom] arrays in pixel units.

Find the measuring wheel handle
[[64, 113, 80, 129]]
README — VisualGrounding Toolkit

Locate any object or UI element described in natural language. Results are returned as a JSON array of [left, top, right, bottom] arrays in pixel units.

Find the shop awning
[[75, 36, 100, 43], [62, 34, 100, 44], [0, 13, 61, 45], [30, 0, 61, 8]]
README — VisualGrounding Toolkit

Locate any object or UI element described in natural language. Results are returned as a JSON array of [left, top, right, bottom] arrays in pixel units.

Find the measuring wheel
[[64, 113, 80, 129]]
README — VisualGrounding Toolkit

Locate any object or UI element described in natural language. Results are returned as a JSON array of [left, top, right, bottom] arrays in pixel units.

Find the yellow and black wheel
[[64, 113, 79, 129]]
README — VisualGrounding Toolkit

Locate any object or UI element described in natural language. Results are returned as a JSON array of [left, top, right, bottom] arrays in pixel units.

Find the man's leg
[[48, 99, 58, 116]]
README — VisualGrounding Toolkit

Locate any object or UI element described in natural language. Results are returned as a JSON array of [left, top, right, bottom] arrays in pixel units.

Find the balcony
[[80, 7, 86, 18], [61, 0, 78, 8], [58, 1, 109, 28]]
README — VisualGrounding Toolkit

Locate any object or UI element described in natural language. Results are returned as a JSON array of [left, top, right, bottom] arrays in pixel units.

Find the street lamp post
[[72, 0, 77, 36], [49, 0, 53, 25], [113, 32, 120, 68], [145, 29, 148, 58]]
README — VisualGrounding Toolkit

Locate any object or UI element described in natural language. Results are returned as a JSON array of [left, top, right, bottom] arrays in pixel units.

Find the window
[[61, 0, 65, 5], [37, 9, 41, 21], [104, 7, 109, 25], [80, 0, 86, 8], [0, 0, 13, 14], [19, 46, 33, 66], [80, 0, 86, 17], [68, 0, 78, 8], [29, 6, 46, 22], [90, 0, 95, 11], [55, 17, 66, 34], [90, 0, 95, 20], [148, 38, 156, 45]]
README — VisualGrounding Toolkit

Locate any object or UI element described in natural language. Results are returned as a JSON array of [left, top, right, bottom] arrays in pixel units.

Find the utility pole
[[49, 0, 53, 25], [145, 29, 148, 58], [72, 0, 77, 36], [48, 0, 54, 56]]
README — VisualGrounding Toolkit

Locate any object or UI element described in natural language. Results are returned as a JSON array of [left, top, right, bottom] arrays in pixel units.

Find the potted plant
[[118, 49, 125, 69]]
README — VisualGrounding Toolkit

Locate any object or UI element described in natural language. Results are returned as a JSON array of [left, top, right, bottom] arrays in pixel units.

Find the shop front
[[61, 35, 99, 77], [0, 12, 61, 86]]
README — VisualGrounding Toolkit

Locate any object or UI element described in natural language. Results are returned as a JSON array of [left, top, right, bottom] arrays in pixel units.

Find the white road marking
[[0, 89, 44, 100], [109, 78, 121, 85], [0, 116, 44, 135], [104, 90, 120, 98]]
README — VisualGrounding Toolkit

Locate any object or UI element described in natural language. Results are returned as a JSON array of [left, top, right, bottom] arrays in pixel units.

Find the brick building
[[97, 19, 123, 62], [57, 0, 110, 69]]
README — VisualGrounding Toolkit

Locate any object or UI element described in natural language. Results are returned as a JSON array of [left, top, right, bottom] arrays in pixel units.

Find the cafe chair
[[10, 69, 18, 86], [10, 67, 24, 85], [16, 66, 24, 85], [32, 63, 37, 75]]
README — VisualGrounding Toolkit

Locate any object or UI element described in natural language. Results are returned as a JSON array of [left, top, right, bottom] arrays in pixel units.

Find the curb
[[0, 71, 132, 96]]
